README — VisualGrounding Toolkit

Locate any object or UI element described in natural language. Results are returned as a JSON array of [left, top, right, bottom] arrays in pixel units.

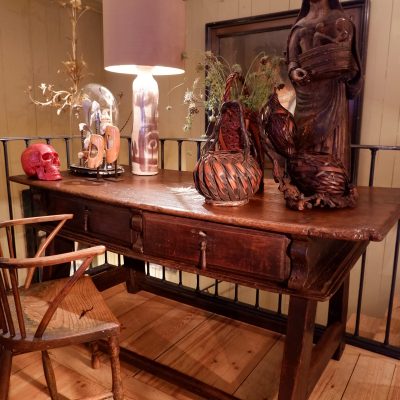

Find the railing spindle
[[177, 140, 183, 171], [384, 221, 400, 345], [277, 294, 283, 315], [64, 137, 71, 168], [255, 289, 260, 309], [369, 148, 378, 187], [160, 139, 165, 169], [234, 284, 239, 303], [354, 251, 367, 337]]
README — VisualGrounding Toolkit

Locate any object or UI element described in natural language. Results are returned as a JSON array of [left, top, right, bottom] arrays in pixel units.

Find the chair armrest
[[0, 246, 106, 269], [0, 214, 73, 228], [1, 214, 76, 288]]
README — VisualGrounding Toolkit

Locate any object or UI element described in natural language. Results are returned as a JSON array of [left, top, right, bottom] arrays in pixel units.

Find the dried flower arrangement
[[175, 51, 283, 132], [27, 0, 89, 116]]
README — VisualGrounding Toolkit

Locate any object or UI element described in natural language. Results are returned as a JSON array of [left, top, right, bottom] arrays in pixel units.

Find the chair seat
[[3, 276, 120, 347]]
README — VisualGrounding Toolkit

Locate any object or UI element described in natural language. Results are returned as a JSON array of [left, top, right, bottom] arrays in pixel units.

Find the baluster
[[234, 284, 239, 303], [255, 289, 260, 309], [354, 148, 379, 337], [369, 148, 378, 187], [196, 141, 202, 161], [2, 141, 15, 225], [384, 221, 400, 345], [177, 140, 183, 171], [178, 270, 183, 286], [354, 252, 367, 337], [146, 262, 150, 276], [64, 137, 71, 168], [277, 294, 283, 315], [160, 139, 165, 169], [127, 137, 132, 167]]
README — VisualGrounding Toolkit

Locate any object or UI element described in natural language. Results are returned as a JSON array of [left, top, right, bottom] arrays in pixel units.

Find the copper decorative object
[[194, 101, 262, 206], [263, 0, 363, 210], [87, 134, 105, 169]]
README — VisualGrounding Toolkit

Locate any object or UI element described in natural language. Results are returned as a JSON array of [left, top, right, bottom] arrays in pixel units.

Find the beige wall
[[0, 0, 105, 264], [0, 0, 104, 189]]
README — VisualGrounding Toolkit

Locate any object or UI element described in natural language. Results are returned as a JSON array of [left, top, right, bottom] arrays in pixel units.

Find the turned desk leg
[[328, 276, 350, 360], [279, 296, 317, 400]]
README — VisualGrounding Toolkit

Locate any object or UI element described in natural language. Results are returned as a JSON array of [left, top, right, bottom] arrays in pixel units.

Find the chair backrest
[[0, 214, 105, 340]]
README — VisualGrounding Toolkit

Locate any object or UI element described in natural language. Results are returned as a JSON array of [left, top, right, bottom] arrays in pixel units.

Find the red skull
[[21, 143, 62, 181]]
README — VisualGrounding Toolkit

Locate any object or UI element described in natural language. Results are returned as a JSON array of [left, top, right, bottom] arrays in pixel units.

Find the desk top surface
[[10, 169, 400, 242]]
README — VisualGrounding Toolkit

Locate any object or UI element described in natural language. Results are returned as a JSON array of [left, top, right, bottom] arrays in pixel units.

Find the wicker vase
[[193, 101, 262, 206]]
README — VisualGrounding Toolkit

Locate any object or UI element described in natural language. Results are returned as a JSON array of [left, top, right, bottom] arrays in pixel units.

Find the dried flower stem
[[177, 51, 283, 132], [27, 0, 90, 115]]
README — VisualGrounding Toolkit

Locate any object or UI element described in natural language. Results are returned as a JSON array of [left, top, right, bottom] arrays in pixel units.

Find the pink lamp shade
[[103, 0, 186, 76]]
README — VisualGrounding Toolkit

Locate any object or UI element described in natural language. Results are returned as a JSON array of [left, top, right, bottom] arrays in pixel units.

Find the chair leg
[[108, 335, 123, 400], [90, 341, 102, 369], [0, 349, 12, 400], [42, 351, 59, 400]]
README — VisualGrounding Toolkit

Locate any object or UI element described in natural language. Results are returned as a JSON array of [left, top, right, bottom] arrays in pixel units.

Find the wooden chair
[[0, 214, 123, 400]]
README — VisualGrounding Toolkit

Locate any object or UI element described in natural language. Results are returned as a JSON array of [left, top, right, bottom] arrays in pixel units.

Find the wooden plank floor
[[8, 284, 400, 400]]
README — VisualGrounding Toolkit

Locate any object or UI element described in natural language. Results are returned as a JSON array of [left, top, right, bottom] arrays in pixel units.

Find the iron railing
[[1, 135, 399, 359]]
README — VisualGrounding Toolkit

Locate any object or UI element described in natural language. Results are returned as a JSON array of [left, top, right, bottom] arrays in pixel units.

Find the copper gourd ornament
[[193, 101, 262, 206]]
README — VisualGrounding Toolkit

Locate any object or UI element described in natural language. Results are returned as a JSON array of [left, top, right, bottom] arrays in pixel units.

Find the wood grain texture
[[388, 364, 400, 399], [119, 296, 211, 359], [11, 170, 400, 242], [5, 277, 119, 344], [7, 285, 400, 400], [234, 339, 283, 399], [342, 354, 395, 400], [308, 352, 359, 400], [142, 313, 280, 394]]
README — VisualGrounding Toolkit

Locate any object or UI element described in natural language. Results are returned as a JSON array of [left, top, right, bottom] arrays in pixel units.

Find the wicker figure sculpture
[[263, 0, 363, 210]]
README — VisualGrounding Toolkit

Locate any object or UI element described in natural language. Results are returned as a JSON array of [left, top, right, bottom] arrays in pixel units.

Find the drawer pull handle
[[199, 231, 207, 271], [83, 209, 89, 232]]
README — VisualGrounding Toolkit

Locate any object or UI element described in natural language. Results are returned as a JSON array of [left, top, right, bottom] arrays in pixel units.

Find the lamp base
[[131, 70, 159, 176]]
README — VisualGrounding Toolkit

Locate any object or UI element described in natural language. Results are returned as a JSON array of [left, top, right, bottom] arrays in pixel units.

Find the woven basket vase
[[193, 101, 262, 206]]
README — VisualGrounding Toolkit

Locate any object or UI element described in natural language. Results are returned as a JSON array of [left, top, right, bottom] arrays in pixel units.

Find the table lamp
[[103, 0, 186, 175]]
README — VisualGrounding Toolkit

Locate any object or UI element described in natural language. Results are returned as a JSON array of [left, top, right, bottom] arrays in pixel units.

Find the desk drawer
[[143, 213, 290, 282], [43, 192, 138, 249]]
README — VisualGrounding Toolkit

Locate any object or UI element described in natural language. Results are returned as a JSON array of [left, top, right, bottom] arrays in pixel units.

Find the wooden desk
[[10, 170, 400, 400]]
